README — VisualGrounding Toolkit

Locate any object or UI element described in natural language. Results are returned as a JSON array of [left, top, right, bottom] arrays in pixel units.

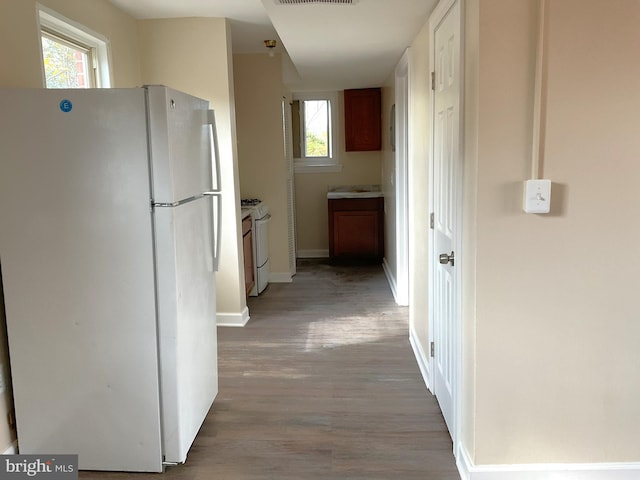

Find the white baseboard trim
[[269, 272, 293, 283], [217, 306, 250, 327], [381, 258, 399, 304], [297, 249, 329, 258], [457, 445, 640, 480], [409, 329, 432, 393], [2, 441, 17, 454]]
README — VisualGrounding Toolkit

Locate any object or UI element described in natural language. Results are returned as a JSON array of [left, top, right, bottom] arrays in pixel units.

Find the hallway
[[80, 260, 459, 479]]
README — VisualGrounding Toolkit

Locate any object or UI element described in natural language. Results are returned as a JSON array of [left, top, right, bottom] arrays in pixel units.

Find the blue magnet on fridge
[[59, 99, 73, 113]]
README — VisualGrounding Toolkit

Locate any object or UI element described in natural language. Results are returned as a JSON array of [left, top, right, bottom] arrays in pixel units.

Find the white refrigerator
[[0, 86, 221, 472]]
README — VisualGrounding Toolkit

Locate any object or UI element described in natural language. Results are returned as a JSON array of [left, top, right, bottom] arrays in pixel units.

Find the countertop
[[327, 185, 383, 199], [241, 208, 253, 220]]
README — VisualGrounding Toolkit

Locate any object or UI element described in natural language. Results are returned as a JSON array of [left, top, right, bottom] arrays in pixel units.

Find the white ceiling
[[108, 0, 437, 91]]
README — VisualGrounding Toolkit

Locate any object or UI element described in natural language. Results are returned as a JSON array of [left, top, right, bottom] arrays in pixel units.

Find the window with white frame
[[293, 92, 341, 173], [38, 6, 111, 88]]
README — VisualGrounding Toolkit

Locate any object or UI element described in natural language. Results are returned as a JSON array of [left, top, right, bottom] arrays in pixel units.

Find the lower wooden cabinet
[[328, 197, 384, 262], [242, 216, 255, 296]]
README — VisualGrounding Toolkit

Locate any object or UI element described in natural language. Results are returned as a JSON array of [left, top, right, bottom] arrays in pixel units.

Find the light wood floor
[[80, 259, 460, 480]]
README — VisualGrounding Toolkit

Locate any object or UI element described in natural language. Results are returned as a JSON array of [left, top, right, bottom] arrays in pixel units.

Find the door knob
[[439, 251, 455, 266]]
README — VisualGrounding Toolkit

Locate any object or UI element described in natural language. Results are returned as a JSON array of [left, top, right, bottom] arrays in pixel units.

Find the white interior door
[[431, 0, 461, 436]]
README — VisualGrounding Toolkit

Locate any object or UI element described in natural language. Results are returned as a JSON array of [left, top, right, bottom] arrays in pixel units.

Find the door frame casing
[[282, 98, 297, 278], [427, 0, 465, 452]]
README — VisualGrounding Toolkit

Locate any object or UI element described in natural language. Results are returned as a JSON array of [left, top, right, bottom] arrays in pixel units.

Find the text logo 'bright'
[[0, 455, 77, 480]]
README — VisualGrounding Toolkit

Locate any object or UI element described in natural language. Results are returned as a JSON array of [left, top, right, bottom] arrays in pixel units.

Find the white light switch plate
[[523, 179, 551, 213]]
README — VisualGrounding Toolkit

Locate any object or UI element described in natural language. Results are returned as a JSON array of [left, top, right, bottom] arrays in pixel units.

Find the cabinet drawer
[[328, 197, 382, 211]]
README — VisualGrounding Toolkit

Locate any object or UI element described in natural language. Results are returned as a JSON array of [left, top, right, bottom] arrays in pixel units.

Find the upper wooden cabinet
[[344, 88, 381, 151]]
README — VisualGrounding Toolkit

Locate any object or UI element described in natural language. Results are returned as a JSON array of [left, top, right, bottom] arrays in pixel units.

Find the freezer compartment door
[[0, 88, 163, 472], [146, 86, 216, 203], [153, 195, 218, 463]]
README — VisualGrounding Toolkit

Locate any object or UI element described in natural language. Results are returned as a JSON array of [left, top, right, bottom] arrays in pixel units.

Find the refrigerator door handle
[[152, 194, 204, 208], [203, 192, 222, 272], [206, 110, 221, 194]]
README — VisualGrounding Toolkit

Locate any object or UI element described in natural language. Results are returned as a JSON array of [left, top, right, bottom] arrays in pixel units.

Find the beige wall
[[0, 0, 141, 88], [0, 0, 143, 453], [411, 0, 640, 468], [295, 93, 382, 255], [138, 18, 247, 322], [0, 0, 45, 88], [41, 0, 142, 87], [467, 0, 640, 466], [233, 53, 292, 278]]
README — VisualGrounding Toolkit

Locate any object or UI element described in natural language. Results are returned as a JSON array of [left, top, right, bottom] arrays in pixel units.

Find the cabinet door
[[333, 211, 380, 257], [344, 88, 381, 151], [243, 231, 255, 295]]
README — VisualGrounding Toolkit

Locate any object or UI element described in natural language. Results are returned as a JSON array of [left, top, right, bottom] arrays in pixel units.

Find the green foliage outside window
[[305, 131, 328, 157], [42, 36, 86, 88]]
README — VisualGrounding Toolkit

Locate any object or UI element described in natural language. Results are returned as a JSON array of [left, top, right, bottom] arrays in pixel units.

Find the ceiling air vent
[[275, 0, 358, 5]]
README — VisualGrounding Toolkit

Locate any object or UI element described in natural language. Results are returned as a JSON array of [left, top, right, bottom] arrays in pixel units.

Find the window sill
[[294, 163, 343, 174]]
